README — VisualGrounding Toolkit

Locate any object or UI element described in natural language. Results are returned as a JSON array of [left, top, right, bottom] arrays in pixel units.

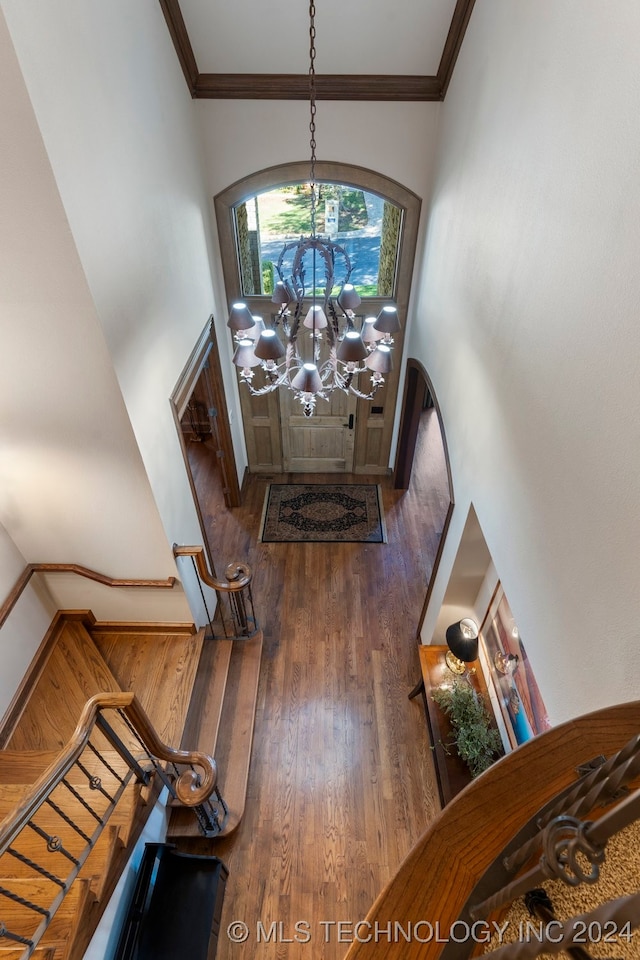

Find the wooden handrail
[[0, 692, 217, 854], [173, 545, 252, 593], [342, 700, 640, 960], [0, 562, 177, 630]]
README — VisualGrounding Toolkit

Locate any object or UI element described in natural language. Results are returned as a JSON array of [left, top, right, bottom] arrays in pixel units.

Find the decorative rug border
[[258, 483, 387, 544]]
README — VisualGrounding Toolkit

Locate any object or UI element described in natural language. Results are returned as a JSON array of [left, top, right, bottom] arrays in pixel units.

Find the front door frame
[[214, 161, 422, 475]]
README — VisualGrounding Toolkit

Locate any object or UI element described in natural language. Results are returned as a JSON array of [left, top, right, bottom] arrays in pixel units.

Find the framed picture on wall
[[478, 582, 550, 750]]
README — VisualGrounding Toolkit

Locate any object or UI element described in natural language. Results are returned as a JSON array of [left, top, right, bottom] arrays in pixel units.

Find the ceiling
[[159, 0, 476, 100]]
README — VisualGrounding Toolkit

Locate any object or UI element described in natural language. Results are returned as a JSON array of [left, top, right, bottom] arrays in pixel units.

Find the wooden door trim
[[393, 358, 453, 496], [393, 358, 455, 639], [170, 319, 241, 575]]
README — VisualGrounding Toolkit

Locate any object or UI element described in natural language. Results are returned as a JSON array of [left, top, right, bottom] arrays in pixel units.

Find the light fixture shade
[[361, 316, 385, 343], [291, 362, 323, 393], [365, 344, 392, 373], [373, 305, 400, 334], [303, 305, 328, 330], [254, 328, 286, 361], [243, 316, 265, 342], [338, 283, 361, 311], [272, 281, 293, 306], [337, 330, 367, 363], [232, 339, 260, 368], [445, 618, 479, 663], [227, 302, 256, 332]]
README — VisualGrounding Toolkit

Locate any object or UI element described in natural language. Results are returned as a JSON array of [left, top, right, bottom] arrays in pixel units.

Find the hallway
[[183, 408, 450, 958]]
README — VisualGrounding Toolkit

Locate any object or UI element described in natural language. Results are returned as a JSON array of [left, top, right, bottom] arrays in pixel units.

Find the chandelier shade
[[291, 362, 323, 394], [228, 302, 255, 332], [337, 283, 362, 311], [254, 328, 286, 361], [226, 1, 401, 417], [373, 305, 400, 334], [243, 316, 265, 341], [336, 330, 368, 363], [303, 305, 328, 330], [232, 339, 261, 370], [365, 344, 393, 374], [362, 317, 386, 344]]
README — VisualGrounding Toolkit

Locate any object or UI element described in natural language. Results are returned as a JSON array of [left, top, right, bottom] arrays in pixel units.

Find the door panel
[[281, 386, 356, 472]]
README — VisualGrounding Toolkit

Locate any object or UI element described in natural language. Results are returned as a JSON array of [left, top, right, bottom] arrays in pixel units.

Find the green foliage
[[257, 184, 369, 237], [432, 679, 503, 778], [261, 259, 274, 295]]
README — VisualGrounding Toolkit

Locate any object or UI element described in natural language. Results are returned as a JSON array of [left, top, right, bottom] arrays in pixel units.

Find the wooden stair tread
[[0, 877, 92, 944], [90, 626, 205, 750], [180, 638, 233, 755], [0, 751, 61, 784], [6, 620, 122, 752], [167, 632, 262, 839], [0, 950, 56, 958], [0, 824, 122, 882]]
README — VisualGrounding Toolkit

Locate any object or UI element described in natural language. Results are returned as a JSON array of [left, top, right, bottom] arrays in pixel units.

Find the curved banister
[[0, 692, 217, 854], [173, 545, 252, 593], [0, 562, 177, 630], [342, 700, 640, 960], [123, 695, 217, 805]]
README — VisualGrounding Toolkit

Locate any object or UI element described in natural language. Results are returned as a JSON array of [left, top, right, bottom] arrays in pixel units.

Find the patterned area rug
[[260, 484, 387, 543]]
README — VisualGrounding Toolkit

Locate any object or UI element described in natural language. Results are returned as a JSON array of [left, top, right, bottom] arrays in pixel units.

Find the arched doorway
[[214, 161, 422, 476]]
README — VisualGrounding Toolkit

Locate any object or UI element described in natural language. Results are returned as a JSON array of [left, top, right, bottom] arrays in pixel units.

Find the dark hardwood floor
[[183, 408, 450, 959]]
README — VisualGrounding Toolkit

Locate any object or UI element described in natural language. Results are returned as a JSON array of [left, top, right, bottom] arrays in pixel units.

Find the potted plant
[[432, 679, 503, 777]]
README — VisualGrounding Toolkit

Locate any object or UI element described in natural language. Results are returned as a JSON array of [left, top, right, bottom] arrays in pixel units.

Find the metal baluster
[[59, 778, 103, 823], [44, 796, 92, 844], [0, 884, 49, 917], [26, 822, 79, 865], [85, 739, 127, 783], [95, 714, 152, 785], [0, 921, 33, 947], [4, 847, 65, 888]]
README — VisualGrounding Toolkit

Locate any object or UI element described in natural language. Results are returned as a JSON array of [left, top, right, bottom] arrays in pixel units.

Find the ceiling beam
[[437, 0, 477, 98], [194, 74, 442, 101], [159, 0, 475, 102], [158, 0, 198, 93]]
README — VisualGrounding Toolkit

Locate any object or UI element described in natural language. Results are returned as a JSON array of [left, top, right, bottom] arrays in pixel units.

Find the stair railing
[[0, 564, 176, 632], [173, 544, 258, 639], [0, 692, 225, 958], [341, 700, 640, 960]]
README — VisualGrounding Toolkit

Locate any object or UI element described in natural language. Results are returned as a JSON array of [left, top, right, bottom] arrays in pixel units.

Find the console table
[[410, 644, 494, 807]]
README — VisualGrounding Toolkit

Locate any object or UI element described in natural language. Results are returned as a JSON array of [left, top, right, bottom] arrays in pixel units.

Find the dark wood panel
[[194, 73, 443, 101], [158, 0, 199, 92], [437, 0, 478, 98]]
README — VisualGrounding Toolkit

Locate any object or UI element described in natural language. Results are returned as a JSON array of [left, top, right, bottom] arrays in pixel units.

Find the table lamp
[[445, 618, 479, 674]]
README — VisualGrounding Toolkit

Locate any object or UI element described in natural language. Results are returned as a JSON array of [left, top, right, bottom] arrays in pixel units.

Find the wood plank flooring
[[179, 408, 450, 960]]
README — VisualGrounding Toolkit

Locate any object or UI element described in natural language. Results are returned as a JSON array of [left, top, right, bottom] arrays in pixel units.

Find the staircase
[[0, 607, 262, 959]]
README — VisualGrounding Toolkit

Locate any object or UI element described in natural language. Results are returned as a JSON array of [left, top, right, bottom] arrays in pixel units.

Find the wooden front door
[[280, 386, 357, 472]]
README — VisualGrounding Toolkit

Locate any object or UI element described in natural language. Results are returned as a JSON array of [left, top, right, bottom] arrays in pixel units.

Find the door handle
[[342, 414, 354, 430]]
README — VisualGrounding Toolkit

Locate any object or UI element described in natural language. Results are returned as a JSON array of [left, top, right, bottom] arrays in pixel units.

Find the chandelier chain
[[228, 0, 398, 416], [309, 0, 317, 237]]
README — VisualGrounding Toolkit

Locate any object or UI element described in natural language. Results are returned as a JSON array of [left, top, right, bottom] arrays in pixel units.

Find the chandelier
[[227, 2, 400, 418]]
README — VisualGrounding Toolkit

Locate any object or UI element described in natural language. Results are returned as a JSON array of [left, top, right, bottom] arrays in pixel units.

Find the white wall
[[0, 525, 56, 718], [414, 1, 640, 723], [0, 9, 191, 630], [197, 100, 440, 201], [0, 0, 246, 620]]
